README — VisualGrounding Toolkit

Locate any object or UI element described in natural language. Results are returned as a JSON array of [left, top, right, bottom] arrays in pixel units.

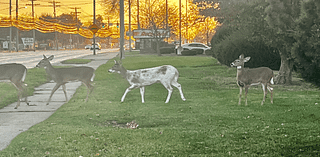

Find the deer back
[[0, 63, 27, 81], [237, 67, 273, 85], [126, 65, 177, 86], [52, 66, 95, 83]]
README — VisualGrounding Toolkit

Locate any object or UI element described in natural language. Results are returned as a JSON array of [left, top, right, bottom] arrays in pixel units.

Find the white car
[[175, 43, 211, 54], [90, 43, 101, 50], [85, 45, 91, 49]]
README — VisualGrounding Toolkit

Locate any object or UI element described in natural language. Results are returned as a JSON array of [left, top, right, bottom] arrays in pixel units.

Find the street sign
[[133, 29, 170, 39], [21, 38, 34, 46], [89, 24, 100, 34]]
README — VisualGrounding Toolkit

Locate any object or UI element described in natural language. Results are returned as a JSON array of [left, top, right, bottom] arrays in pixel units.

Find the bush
[[181, 50, 197, 56], [211, 30, 280, 70], [160, 47, 174, 54]]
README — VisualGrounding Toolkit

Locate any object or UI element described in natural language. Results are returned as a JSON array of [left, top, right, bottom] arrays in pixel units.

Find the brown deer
[[36, 55, 95, 105], [0, 63, 29, 109], [108, 60, 186, 103], [230, 54, 274, 105]]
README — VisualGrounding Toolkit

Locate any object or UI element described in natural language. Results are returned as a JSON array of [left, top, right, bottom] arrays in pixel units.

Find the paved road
[[0, 49, 119, 151], [0, 48, 118, 68]]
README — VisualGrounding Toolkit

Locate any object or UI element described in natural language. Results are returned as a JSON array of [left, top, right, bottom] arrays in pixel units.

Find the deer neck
[[236, 64, 245, 80], [44, 62, 57, 77], [119, 65, 128, 78]]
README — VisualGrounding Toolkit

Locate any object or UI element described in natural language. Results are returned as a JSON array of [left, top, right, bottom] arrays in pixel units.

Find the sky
[[0, 0, 185, 22]]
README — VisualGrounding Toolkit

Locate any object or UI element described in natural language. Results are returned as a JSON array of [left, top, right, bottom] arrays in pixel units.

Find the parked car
[[175, 43, 211, 54], [90, 43, 101, 50], [85, 45, 91, 49]]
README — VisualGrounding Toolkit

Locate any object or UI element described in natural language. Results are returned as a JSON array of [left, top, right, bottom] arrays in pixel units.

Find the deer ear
[[239, 54, 244, 59], [43, 54, 47, 59], [47, 55, 54, 61], [244, 57, 251, 62], [114, 60, 117, 64]]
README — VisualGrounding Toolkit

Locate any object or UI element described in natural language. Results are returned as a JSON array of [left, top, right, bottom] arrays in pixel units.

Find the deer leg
[[47, 83, 61, 105], [82, 82, 91, 102], [162, 83, 173, 103], [172, 81, 186, 101], [238, 87, 243, 105], [15, 87, 22, 109], [62, 84, 68, 102], [121, 85, 136, 102], [267, 85, 273, 104], [244, 87, 249, 106], [140, 87, 145, 103], [261, 84, 267, 105], [12, 82, 23, 109]]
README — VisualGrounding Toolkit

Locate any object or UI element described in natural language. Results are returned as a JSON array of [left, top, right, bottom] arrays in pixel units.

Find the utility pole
[[16, 0, 19, 52], [179, 0, 181, 51], [9, 0, 12, 52], [186, 0, 188, 43], [48, 0, 60, 50], [129, 0, 131, 52], [120, 0, 124, 59], [70, 7, 80, 49], [26, 0, 40, 51], [70, 7, 81, 30], [93, 0, 96, 55]]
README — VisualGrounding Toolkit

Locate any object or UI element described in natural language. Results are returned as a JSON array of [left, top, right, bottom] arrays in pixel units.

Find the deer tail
[[270, 77, 274, 85], [91, 73, 95, 82]]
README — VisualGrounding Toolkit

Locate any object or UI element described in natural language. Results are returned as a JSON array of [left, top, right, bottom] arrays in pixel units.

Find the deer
[[230, 54, 274, 105], [0, 63, 29, 109], [36, 55, 95, 105], [108, 60, 186, 103]]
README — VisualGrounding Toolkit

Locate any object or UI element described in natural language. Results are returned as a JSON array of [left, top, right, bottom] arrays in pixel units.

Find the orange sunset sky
[[0, 0, 186, 22]]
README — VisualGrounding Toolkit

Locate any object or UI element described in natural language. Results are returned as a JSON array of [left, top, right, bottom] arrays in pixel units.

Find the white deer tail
[[270, 77, 274, 85], [22, 69, 27, 82], [91, 73, 95, 82]]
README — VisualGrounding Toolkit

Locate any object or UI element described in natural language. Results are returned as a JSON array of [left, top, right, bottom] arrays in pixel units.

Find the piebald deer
[[36, 55, 95, 105], [108, 60, 186, 103], [230, 54, 274, 105], [0, 63, 29, 109]]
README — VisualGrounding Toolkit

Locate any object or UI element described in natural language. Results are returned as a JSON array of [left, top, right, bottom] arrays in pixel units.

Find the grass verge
[[1, 55, 320, 156], [61, 59, 92, 64]]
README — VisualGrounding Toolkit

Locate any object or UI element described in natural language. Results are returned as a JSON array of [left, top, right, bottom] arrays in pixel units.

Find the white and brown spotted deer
[[0, 63, 29, 109], [230, 54, 274, 105], [108, 60, 186, 103], [36, 55, 95, 105]]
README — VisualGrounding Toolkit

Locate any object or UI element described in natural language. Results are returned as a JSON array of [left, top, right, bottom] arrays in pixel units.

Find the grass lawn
[[1, 55, 320, 156]]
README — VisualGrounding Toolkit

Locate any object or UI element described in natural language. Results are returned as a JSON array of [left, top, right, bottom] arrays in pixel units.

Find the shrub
[[160, 47, 174, 54], [211, 30, 280, 70], [181, 50, 197, 56]]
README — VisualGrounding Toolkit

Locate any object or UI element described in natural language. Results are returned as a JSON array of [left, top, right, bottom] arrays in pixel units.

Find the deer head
[[230, 54, 251, 69]]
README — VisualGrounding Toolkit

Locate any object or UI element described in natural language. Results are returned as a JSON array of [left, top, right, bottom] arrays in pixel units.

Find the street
[[0, 48, 119, 68]]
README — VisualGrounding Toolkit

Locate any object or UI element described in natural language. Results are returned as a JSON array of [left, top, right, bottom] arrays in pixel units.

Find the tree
[[264, 0, 301, 84], [292, 0, 320, 85]]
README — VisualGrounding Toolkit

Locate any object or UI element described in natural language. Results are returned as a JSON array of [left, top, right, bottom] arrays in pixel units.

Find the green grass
[[1, 55, 320, 156], [61, 59, 92, 64]]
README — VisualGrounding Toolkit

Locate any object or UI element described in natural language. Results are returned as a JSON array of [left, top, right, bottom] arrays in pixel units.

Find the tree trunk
[[275, 50, 294, 85], [156, 39, 161, 56]]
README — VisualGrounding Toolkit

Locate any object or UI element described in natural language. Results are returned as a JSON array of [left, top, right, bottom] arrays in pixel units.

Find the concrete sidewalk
[[0, 52, 118, 151]]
